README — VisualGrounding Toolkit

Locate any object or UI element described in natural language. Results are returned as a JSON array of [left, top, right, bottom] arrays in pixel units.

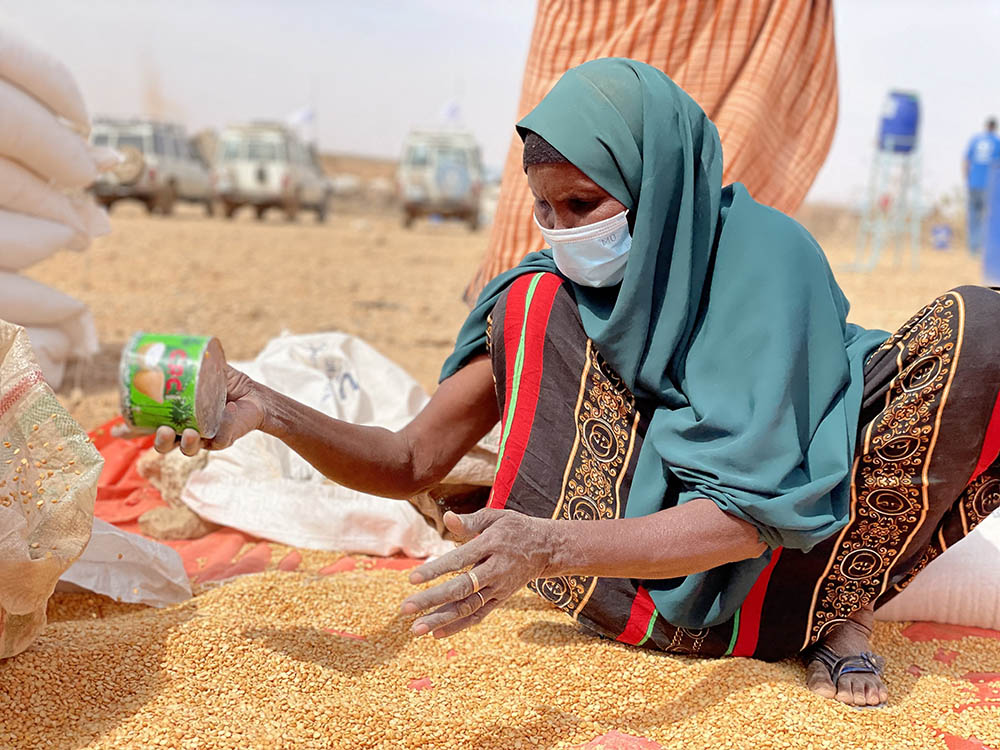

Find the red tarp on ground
[[89, 416, 420, 585]]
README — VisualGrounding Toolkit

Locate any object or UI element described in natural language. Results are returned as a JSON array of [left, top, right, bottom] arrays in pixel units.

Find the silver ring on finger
[[474, 590, 486, 609]]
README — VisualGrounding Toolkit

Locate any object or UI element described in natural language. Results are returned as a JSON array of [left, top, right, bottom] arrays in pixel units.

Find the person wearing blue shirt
[[964, 117, 1000, 253]]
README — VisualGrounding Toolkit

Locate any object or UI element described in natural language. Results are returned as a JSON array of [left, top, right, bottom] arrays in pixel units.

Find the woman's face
[[527, 162, 626, 230]]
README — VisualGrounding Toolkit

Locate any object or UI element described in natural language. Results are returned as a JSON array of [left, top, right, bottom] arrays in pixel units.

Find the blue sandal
[[806, 643, 887, 709]]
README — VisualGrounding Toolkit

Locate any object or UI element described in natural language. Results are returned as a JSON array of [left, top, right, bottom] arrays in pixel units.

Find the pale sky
[[2, 0, 998, 206]]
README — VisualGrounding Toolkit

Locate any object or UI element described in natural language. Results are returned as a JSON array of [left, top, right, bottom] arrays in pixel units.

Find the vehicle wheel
[[284, 192, 301, 222], [315, 200, 329, 223], [145, 197, 157, 214], [403, 210, 416, 229], [204, 198, 215, 217], [223, 201, 239, 219], [156, 183, 177, 216], [255, 205, 268, 221]]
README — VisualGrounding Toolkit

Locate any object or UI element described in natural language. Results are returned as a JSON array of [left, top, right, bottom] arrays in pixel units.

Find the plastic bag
[[0, 319, 103, 659], [57, 518, 191, 607]]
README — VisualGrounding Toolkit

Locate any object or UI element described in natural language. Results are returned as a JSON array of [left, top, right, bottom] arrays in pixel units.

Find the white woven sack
[[0, 78, 96, 188], [0, 210, 84, 272], [0, 274, 97, 388], [57, 518, 192, 608], [23, 327, 70, 390], [0, 272, 87, 327], [181, 332, 455, 558], [0, 158, 109, 240], [0, 319, 103, 659], [0, 25, 89, 131], [875, 510, 1000, 630]]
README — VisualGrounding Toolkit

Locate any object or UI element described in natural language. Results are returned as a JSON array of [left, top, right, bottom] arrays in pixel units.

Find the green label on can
[[120, 333, 211, 433]]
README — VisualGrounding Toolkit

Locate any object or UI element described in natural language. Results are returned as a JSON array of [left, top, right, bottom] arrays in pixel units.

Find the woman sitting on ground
[[157, 59, 1000, 708]]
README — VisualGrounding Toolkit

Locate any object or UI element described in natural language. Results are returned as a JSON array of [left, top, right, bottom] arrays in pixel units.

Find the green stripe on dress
[[724, 608, 742, 656], [636, 610, 659, 647], [494, 273, 544, 473]]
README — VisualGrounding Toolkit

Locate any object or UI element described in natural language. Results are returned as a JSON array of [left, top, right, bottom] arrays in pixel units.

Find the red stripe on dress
[[497, 272, 533, 472], [731, 546, 784, 658], [484, 273, 531, 507], [489, 274, 563, 510], [617, 585, 657, 645], [971, 387, 1000, 482]]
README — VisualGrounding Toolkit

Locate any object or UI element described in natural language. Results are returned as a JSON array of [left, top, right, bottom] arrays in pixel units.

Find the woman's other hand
[[152, 365, 267, 456], [400, 508, 557, 638]]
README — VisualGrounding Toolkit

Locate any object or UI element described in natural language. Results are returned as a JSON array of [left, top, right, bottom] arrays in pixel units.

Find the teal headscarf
[[441, 59, 887, 628]]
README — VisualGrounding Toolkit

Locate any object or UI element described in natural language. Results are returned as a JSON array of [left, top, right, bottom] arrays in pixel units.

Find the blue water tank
[[878, 91, 920, 153]]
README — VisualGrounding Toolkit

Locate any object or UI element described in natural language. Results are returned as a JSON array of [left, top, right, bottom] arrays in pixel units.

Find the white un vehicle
[[90, 118, 214, 215], [214, 123, 331, 222]]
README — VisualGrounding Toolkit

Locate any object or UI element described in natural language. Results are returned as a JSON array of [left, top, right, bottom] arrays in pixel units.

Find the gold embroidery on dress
[[889, 450, 1000, 595], [665, 627, 710, 654], [530, 341, 638, 619], [804, 294, 961, 646], [964, 473, 1000, 527]]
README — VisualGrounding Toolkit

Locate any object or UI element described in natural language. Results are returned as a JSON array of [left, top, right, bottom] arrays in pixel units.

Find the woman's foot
[[804, 604, 888, 707]]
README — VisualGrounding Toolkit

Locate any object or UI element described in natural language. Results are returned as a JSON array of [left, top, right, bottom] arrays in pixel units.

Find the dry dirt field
[[26, 201, 984, 432], [14, 201, 1000, 750]]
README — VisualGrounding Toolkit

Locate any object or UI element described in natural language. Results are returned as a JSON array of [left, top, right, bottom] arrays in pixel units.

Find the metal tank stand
[[848, 137, 923, 272]]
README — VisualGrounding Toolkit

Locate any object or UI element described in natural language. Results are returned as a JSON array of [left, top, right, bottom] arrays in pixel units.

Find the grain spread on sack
[[1, 568, 998, 749]]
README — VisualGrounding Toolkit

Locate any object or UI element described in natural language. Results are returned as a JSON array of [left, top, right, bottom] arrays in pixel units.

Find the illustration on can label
[[120, 333, 214, 434]]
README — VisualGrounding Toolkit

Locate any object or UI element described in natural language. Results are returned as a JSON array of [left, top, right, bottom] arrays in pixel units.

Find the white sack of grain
[[89, 145, 123, 172], [182, 332, 469, 558], [0, 25, 89, 132], [0, 158, 109, 240], [0, 210, 86, 272], [22, 326, 71, 391], [876, 509, 1000, 630], [26, 317, 97, 390], [0, 78, 97, 188], [57, 518, 191, 607], [0, 274, 97, 388], [0, 272, 88, 328]]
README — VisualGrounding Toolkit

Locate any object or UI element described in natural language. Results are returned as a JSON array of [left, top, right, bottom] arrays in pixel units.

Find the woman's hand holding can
[[153, 365, 267, 456]]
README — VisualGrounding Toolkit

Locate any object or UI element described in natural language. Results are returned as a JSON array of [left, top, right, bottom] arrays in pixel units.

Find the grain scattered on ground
[[3, 571, 997, 750]]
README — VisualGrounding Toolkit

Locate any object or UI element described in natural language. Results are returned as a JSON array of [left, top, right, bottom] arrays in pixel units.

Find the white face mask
[[534, 209, 631, 287]]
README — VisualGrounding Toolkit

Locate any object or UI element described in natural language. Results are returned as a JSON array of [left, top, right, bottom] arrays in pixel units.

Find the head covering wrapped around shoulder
[[441, 58, 886, 628]]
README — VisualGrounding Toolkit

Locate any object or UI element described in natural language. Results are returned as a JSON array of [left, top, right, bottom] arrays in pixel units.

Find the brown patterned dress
[[482, 274, 1000, 660]]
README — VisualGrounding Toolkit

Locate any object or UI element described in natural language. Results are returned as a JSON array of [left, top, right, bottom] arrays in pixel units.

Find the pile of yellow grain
[[2, 569, 998, 749]]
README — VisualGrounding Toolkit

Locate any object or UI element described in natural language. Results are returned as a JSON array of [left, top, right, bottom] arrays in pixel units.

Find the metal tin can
[[119, 333, 227, 437]]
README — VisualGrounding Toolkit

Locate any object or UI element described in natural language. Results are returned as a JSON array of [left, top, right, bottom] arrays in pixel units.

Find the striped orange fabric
[[467, 0, 838, 301]]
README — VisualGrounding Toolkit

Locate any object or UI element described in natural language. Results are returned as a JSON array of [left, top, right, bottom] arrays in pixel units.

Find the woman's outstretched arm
[[155, 356, 499, 499]]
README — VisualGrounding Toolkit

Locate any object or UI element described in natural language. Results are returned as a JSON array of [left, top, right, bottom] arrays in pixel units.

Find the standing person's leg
[[968, 188, 986, 253]]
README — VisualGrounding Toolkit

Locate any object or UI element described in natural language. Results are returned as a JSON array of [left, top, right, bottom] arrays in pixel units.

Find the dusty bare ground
[[25, 201, 983, 432]]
